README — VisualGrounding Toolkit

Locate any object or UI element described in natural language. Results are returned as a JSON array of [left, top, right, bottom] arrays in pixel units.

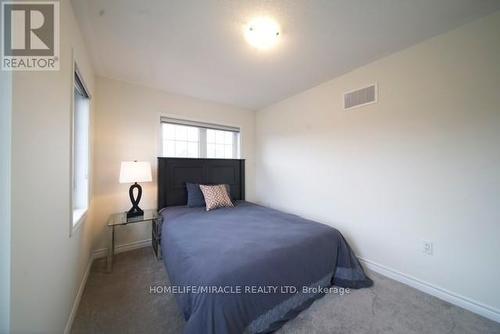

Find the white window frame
[[70, 59, 91, 236], [160, 117, 241, 159]]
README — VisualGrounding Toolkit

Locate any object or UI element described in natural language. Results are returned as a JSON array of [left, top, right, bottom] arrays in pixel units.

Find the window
[[72, 67, 90, 229], [161, 118, 240, 159], [163, 123, 200, 158]]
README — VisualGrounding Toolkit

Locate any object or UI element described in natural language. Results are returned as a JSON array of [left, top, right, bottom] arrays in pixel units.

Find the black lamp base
[[127, 207, 144, 219], [127, 182, 144, 219]]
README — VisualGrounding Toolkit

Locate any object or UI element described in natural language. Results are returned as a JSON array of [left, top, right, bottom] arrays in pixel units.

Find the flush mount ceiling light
[[244, 17, 280, 50]]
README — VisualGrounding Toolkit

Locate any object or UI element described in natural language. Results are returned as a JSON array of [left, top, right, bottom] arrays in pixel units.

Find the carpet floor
[[71, 247, 500, 334]]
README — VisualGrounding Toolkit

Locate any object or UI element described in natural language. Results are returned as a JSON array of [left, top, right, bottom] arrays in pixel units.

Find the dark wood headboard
[[157, 158, 245, 210]]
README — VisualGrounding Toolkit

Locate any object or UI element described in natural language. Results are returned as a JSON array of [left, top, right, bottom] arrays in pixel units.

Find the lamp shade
[[119, 161, 152, 184]]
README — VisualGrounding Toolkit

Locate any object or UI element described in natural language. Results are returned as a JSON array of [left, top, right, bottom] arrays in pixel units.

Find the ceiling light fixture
[[244, 17, 280, 50]]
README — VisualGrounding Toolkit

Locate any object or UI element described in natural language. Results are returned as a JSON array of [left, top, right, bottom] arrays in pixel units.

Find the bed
[[157, 158, 372, 334]]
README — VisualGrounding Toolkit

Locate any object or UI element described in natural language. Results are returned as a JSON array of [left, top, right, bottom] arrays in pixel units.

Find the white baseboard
[[64, 245, 499, 333], [358, 257, 500, 323], [64, 239, 152, 333], [64, 253, 94, 334], [92, 239, 152, 259]]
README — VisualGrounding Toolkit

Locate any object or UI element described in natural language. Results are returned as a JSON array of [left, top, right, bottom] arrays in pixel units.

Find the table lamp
[[119, 161, 152, 218]]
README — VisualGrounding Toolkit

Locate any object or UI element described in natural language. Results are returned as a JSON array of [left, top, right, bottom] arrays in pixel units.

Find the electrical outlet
[[423, 240, 433, 255]]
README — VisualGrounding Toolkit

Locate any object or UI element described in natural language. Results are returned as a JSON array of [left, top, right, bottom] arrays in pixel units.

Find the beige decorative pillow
[[199, 184, 234, 211]]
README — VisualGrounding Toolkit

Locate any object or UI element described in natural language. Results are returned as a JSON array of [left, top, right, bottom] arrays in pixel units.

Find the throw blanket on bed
[[160, 201, 372, 334]]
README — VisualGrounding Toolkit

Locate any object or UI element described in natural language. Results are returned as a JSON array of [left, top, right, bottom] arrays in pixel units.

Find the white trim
[[69, 50, 75, 237], [160, 119, 241, 159], [358, 257, 500, 323], [92, 239, 152, 259], [64, 253, 94, 334], [158, 112, 244, 158], [161, 116, 240, 132], [232, 132, 240, 159], [159, 112, 240, 131], [64, 239, 152, 333], [63, 246, 500, 333], [72, 209, 87, 233], [199, 127, 207, 158], [69, 54, 91, 237]]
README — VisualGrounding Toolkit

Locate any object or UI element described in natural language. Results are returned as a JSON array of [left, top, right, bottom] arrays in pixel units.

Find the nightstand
[[106, 209, 161, 272], [151, 214, 162, 260]]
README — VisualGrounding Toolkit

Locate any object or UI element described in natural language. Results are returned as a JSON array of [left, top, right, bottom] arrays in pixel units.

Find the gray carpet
[[71, 248, 500, 334]]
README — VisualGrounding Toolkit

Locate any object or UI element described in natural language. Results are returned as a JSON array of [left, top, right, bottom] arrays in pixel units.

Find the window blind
[[161, 117, 239, 133]]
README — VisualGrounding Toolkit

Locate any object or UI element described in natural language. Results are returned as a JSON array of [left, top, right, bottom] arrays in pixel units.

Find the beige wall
[[255, 12, 500, 320], [92, 76, 255, 251], [6, 2, 499, 330], [10, 0, 96, 332], [0, 69, 12, 333]]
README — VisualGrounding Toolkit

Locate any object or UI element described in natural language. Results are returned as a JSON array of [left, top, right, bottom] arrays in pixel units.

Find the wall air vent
[[343, 83, 377, 110]]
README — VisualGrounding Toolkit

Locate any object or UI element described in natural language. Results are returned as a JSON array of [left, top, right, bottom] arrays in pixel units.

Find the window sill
[[71, 209, 88, 237]]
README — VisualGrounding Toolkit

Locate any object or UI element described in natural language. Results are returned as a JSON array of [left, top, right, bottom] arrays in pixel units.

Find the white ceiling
[[72, 0, 500, 110]]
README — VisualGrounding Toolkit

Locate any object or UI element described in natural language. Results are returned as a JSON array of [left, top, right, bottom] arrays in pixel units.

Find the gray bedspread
[[161, 201, 372, 334]]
